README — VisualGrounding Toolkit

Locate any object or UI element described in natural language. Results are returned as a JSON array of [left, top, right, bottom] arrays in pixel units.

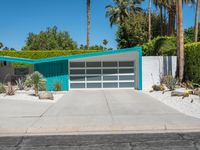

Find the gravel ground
[[144, 90, 200, 119], [0, 90, 65, 103]]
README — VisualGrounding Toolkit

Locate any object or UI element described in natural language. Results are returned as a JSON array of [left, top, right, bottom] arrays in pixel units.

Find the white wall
[[142, 56, 177, 90]]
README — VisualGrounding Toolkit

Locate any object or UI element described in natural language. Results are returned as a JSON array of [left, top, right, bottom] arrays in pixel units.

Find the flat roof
[[0, 47, 142, 64]]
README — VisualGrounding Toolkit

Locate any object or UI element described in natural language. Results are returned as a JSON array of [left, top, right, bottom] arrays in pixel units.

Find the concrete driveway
[[1, 90, 200, 135]]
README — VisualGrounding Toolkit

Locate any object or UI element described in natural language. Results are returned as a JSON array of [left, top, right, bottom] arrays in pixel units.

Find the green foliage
[[25, 72, 46, 95], [116, 12, 164, 48], [0, 50, 101, 60], [54, 82, 62, 91], [39, 80, 47, 91], [184, 24, 200, 43], [0, 83, 6, 94], [142, 36, 177, 56], [162, 75, 177, 91], [22, 26, 78, 50], [106, 0, 143, 27], [185, 42, 200, 84]]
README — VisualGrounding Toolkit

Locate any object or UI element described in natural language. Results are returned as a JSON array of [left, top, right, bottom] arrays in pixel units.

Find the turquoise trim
[[0, 56, 35, 64], [138, 47, 143, 90]]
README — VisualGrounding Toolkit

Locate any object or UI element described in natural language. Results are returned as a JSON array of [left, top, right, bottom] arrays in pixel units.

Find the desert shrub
[[16, 78, 25, 90], [0, 83, 6, 94], [162, 75, 177, 91], [6, 82, 15, 96], [25, 71, 46, 96], [39, 80, 47, 91], [185, 43, 200, 84], [54, 82, 62, 91]]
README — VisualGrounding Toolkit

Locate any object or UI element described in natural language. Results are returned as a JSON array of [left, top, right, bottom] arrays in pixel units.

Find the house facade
[[0, 47, 142, 91]]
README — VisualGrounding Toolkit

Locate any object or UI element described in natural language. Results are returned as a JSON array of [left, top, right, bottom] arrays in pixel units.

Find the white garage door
[[69, 61, 135, 89]]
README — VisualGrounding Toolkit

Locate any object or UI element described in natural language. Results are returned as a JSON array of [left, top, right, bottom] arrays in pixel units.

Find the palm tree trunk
[[164, 6, 167, 35], [87, 0, 90, 49], [194, 0, 200, 42], [148, 0, 152, 41], [176, 0, 184, 81], [160, 6, 163, 36]]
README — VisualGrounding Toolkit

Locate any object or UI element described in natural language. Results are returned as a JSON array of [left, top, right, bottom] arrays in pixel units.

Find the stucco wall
[[0, 62, 34, 83], [142, 56, 177, 90]]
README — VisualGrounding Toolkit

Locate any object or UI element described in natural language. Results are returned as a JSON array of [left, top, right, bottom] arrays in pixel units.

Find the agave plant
[[0, 83, 6, 94], [16, 78, 25, 90], [25, 71, 46, 96]]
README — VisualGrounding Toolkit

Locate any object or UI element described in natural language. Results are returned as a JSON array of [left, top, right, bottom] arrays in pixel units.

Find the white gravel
[[0, 90, 65, 103], [144, 90, 200, 119]]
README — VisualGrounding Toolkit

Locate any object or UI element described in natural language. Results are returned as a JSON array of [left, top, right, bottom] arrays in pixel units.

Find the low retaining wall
[[142, 56, 177, 90]]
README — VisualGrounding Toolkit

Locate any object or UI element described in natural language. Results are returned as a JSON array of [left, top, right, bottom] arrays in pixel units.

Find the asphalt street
[[1, 132, 200, 150]]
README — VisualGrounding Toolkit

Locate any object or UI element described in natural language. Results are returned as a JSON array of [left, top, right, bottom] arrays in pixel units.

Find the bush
[[0, 83, 6, 94], [25, 71, 46, 96], [162, 75, 177, 91], [16, 78, 25, 90], [142, 36, 176, 56], [142, 36, 190, 56], [185, 43, 200, 84], [54, 82, 62, 91], [0, 50, 102, 60]]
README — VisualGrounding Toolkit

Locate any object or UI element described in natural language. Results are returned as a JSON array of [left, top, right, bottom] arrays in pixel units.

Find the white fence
[[142, 56, 177, 90]]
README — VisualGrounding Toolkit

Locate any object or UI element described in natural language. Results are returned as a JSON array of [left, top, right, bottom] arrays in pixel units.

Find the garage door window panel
[[119, 69, 134, 74], [86, 62, 101, 67], [86, 69, 101, 74], [70, 83, 85, 88], [119, 61, 134, 67], [119, 75, 135, 80], [87, 76, 101, 81], [119, 82, 135, 88], [70, 76, 85, 81], [103, 82, 118, 88], [70, 62, 85, 68], [87, 83, 101, 88], [70, 69, 85, 75], [103, 62, 117, 67], [103, 69, 117, 74], [103, 75, 118, 81]]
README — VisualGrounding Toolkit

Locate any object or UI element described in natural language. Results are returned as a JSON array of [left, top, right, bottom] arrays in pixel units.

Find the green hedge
[[142, 36, 191, 56], [142, 36, 176, 56], [185, 43, 200, 84], [0, 50, 101, 59]]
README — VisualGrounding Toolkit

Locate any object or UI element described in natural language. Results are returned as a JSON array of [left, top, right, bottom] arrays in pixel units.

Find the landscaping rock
[[194, 88, 200, 96], [171, 89, 190, 98], [39, 92, 54, 100], [152, 84, 165, 91]]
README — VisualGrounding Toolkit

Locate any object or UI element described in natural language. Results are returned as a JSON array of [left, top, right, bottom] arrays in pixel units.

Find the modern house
[[0, 47, 142, 91]]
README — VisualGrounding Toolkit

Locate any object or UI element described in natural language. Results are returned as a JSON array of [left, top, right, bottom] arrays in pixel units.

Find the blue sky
[[0, 0, 197, 50]]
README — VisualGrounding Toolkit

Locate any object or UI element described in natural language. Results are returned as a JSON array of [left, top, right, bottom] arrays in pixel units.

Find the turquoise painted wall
[[35, 60, 68, 91]]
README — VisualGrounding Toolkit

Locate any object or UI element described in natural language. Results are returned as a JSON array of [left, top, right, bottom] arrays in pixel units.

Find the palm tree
[[106, 0, 143, 27], [148, 0, 152, 41], [106, 0, 129, 27], [87, 0, 90, 49], [153, 0, 168, 36], [176, 0, 184, 81], [103, 39, 108, 50], [194, 0, 200, 42]]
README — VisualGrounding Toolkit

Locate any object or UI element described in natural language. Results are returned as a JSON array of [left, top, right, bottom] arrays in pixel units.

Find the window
[[70, 62, 85, 68], [103, 62, 117, 67], [86, 62, 101, 67], [119, 61, 134, 67]]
